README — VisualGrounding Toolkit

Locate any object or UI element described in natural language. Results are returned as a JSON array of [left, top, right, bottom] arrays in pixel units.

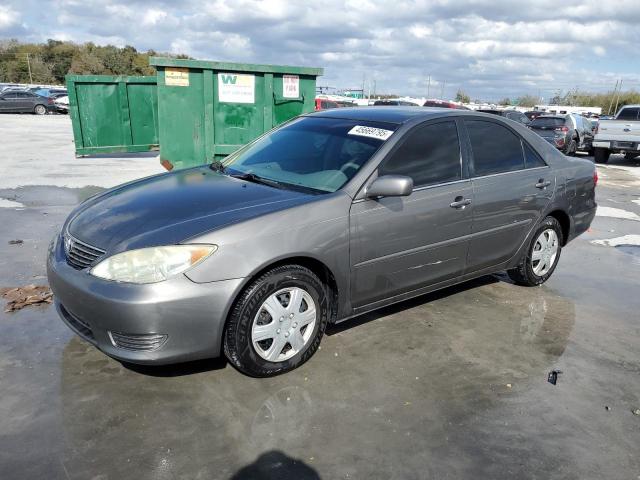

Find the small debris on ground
[[632, 408, 640, 416], [8, 239, 23, 245], [605, 405, 611, 411], [1, 285, 53, 312], [547, 369, 562, 385], [506, 383, 512, 388]]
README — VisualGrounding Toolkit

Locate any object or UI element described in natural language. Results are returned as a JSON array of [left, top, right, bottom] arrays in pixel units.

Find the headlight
[[90, 245, 217, 284]]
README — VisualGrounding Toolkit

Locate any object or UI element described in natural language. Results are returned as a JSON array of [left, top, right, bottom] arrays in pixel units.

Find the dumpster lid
[[150, 57, 323, 76]]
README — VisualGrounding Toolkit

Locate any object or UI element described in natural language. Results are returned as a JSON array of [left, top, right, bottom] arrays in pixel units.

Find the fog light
[[108, 331, 168, 352]]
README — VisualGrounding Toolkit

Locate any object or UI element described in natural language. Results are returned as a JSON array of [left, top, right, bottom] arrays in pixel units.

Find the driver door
[[349, 120, 473, 309]]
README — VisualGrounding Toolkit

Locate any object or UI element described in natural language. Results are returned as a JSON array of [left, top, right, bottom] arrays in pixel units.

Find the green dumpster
[[66, 75, 159, 156], [149, 57, 323, 170]]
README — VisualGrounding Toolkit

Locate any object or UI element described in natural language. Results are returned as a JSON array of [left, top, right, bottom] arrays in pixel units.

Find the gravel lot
[[1, 114, 639, 480]]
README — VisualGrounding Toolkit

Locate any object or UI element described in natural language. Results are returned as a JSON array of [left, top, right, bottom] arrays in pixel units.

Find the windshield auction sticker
[[218, 73, 255, 103], [348, 125, 394, 141]]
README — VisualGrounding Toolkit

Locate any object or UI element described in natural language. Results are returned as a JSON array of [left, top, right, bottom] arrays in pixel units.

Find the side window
[[465, 120, 525, 176], [617, 107, 639, 121], [379, 121, 461, 188], [522, 142, 547, 168]]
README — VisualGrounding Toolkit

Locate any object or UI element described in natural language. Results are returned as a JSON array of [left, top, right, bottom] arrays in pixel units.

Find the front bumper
[[47, 234, 244, 365]]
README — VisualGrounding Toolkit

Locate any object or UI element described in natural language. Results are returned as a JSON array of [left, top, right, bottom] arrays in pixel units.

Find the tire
[[594, 147, 610, 164], [34, 104, 47, 115], [224, 265, 329, 377], [624, 152, 638, 160], [508, 216, 563, 287], [564, 136, 577, 156], [587, 147, 595, 157]]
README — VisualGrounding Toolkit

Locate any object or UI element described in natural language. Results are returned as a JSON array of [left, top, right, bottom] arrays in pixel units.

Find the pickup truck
[[593, 104, 640, 163]]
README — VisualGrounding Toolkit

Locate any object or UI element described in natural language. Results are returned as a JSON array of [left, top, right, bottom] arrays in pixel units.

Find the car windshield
[[531, 117, 565, 127], [222, 116, 396, 193]]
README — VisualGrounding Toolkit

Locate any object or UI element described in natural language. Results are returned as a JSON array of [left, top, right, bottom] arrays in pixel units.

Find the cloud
[[2, 0, 640, 100]]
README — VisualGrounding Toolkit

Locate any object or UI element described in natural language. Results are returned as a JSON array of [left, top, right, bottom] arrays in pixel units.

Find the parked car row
[[0, 83, 68, 114]]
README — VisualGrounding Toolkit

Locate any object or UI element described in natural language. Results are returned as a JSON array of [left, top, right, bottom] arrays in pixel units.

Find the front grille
[[59, 304, 95, 342], [108, 331, 168, 352], [64, 233, 105, 270]]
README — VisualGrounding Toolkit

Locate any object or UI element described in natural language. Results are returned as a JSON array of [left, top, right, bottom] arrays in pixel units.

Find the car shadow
[[121, 355, 228, 377], [121, 274, 508, 377]]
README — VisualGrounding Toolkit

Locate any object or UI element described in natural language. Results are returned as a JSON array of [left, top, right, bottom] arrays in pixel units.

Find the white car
[[593, 105, 640, 163], [54, 95, 69, 114]]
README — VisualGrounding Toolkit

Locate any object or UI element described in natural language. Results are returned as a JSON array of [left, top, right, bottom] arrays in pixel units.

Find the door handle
[[450, 196, 472, 209], [535, 179, 551, 189]]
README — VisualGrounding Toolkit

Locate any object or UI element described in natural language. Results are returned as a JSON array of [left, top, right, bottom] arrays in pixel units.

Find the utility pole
[[613, 79, 623, 115], [427, 75, 431, 98], [608, 79, 619, 115], [26, 53, 33, 84]]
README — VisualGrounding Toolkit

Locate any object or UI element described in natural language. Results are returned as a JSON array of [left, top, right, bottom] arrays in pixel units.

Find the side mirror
[[366, 175, 413, 199]]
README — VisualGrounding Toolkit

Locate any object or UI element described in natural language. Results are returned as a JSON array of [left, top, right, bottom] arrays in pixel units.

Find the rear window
[[465, 120, 525, 176], [616, 107, 640, 121], [530, 117, 566, 128]]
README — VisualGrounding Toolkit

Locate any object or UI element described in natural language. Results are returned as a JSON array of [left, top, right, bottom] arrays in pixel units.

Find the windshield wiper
[[209, 160, 226, 173], [230, 172, 285, 190]]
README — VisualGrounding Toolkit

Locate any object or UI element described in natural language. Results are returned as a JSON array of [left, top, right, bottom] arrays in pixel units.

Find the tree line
[[0, 39, 189, 85]]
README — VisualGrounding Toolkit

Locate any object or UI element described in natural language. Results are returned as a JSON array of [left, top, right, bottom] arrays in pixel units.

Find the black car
[[529, 114, 594, 156], [0, 91, 56, 115], [477, 109, 531, 125]]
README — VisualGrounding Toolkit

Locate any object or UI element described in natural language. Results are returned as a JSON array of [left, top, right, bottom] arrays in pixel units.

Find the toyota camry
[[48, 107, 597, 376]]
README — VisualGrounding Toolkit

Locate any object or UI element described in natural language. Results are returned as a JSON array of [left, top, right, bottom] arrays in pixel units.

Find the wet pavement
[[1, 116, 639, 479]]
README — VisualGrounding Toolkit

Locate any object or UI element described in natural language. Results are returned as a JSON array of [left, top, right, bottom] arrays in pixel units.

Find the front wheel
[[224, 265, 329, 377], [508, 216, 563, 286], [34, 104, 47, 115]]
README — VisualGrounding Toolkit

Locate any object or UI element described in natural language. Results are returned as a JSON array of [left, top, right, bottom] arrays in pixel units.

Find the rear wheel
[[224, 265, 329, 377], [508, 216, 563, 286], [624, 152, 638, 160], [34, 104, 46, 115], [564, 136, 577, 156], [594, 147, 610, 164]]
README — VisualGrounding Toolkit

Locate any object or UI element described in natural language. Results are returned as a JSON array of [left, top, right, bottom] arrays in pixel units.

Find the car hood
[[67, 167, 314, 253]]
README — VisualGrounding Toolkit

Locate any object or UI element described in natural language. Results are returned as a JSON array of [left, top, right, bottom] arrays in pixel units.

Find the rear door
[[350, 119, 473, 308], [463, 119, 554, 274], [16, 92, 37, 112]]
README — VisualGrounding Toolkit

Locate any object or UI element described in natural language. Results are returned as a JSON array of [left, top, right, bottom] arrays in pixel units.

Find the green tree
[[498, 97, 511, 106], [516, 95, 538, 108], [455, 89, 470, 103]]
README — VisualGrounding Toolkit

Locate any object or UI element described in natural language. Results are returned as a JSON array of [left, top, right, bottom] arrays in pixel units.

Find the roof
[[310, 106, 452, 124]]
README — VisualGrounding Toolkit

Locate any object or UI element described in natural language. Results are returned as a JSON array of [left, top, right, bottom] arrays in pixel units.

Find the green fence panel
[[66, 75, 159, 156]]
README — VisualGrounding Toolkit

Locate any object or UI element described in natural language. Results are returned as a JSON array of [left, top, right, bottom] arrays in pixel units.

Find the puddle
[[615, 245, 640, 263]]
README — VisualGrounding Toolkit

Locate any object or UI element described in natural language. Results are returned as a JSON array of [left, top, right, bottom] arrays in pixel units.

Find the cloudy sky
[[1, 0, 639, 101]]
